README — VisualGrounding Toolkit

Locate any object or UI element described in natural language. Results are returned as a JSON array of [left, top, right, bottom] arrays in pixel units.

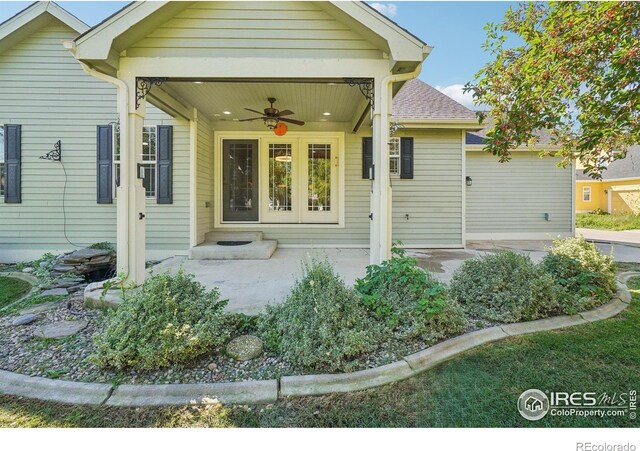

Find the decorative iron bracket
[[40, 140, 61, 162], [344, 78, 374, 109], [390, 122, 404, 136], [135, 77, 168, 109]]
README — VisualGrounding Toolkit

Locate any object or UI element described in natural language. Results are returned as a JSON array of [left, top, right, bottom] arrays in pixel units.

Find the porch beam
[[147, 85, 194, 121], [118, 57, 391, 79]]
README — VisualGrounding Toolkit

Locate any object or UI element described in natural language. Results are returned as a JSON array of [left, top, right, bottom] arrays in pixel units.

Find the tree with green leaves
[[465, 1, 640, 178]]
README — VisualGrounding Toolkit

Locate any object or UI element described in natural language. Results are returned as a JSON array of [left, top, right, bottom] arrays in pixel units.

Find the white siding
[[465, 151, 573, 239], [0, 21, 191, 261]]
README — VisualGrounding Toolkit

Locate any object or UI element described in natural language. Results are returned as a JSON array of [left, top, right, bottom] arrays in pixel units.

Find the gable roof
[[392, 79, 478, 121], [465, 116, 554, 146], [576, 146, 640, 181], [72, 1, 430, 69], [0, 1, 88, 53]]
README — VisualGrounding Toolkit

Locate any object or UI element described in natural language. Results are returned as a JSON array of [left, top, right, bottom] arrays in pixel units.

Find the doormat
[[216, 241, 252, 246]]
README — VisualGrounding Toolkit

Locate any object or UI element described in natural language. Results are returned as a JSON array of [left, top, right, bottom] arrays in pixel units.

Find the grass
[[0, 277, 32, 309], [576, 213, 640, 231], [1, 277, 638, 428]]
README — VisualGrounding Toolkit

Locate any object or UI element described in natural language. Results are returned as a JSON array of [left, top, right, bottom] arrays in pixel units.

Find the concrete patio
[[152, 241, 640, 315]]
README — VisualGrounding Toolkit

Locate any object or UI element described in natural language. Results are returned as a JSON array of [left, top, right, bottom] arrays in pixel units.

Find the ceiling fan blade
[[244, 108, 265, 115], [276, 109, 295, 117], [239, 117, 263, 122], [279, 117, 306, 126]]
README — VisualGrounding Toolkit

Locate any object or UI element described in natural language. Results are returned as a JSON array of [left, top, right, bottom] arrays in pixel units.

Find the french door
[[260, 137, 338, 224]]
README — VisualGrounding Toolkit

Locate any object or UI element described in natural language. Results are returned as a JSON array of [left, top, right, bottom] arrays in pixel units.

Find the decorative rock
[[40, 288, 68, 297], [22, 267, 34, 273], [208, 363, 218, 371], [34, 320, 87, 339], [226, 335, 263, 361], [51, 278, 83, 289], [12, 313, 38, 326]]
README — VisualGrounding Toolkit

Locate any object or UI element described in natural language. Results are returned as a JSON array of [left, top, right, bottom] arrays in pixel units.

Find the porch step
[[204, 231, 263, 242], [188, 240, 277, 260]]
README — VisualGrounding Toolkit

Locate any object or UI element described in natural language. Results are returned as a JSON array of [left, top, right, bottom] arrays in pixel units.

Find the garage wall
[[465, 151, 574, 240]]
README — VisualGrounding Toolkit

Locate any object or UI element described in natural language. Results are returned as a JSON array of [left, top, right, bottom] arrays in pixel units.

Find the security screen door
[[222, 140, 259, 222]]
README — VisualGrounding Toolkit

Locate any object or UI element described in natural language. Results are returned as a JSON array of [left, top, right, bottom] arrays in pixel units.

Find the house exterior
[[0, 1, 575, 283], [576, 146, 640, 215]]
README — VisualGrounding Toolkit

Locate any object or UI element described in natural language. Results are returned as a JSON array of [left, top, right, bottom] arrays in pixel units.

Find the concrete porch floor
[[152, 241, 640, 315]]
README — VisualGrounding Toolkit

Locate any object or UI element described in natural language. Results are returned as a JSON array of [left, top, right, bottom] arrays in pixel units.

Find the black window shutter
[[96, 125, 113, 204], [4, 124, 22, 203], [362, 137, 373, 179], [400, 137, 414, 179], [156, 125, 173, 204]]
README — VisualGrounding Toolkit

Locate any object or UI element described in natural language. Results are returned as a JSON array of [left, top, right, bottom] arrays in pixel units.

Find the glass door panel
[[222, 139, 259, 222], [261, 140, 298, 223], [301, 139, 338, 223]]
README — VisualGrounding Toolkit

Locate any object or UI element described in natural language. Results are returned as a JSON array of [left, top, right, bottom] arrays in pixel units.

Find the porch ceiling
[[162, 80, 364, 124]]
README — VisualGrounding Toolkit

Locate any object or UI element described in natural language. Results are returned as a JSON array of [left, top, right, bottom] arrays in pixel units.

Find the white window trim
[[113, 124, 158, 199], [582, 186, 592, 202], [213, 131, 345, 229], [389, 136, 401, 176]]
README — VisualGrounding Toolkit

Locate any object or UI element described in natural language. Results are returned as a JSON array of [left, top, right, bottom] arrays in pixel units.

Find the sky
[[0, 1, 517, 108]]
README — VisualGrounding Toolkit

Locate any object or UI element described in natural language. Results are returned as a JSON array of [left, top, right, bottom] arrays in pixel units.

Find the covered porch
[[69, 0, 432, 284]]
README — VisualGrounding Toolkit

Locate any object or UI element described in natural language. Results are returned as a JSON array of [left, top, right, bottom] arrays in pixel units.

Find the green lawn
[[1, 277, 638, 428], [0, 277, 32, 309], [576, 213, 640, 231]]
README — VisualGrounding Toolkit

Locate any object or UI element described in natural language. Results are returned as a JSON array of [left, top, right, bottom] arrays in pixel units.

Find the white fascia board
[[74, 1, 170, 60], [0, 1, 88, 43], [329, 1, 429, 63]]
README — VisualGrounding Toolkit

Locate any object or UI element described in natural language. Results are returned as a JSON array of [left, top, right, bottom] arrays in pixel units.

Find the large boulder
[[51, 247, 116, 278], [226, 335, 264, 361]]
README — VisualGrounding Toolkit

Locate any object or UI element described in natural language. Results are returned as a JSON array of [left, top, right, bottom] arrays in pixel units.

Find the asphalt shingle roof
[[576, 146, 640, 181], [392, 79, 477, 120], [465, 116, 554, 146]]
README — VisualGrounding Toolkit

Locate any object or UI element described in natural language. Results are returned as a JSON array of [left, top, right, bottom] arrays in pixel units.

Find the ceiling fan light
[[264, 117, 278, 129]]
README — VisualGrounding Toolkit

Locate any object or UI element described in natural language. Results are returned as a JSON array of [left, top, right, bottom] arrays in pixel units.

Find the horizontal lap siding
[[0, 22, 190, 259], [128, 1, 382, 59], [465, 152, 573, 234], [392, 130, 463, 247]]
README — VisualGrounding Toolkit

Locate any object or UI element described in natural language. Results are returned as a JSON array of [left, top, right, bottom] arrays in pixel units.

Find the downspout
[[70, 51, 130, 278], [377, 64, 422, 261]]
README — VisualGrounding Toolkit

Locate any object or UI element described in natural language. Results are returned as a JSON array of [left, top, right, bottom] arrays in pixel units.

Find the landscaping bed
[[0, 237, 621, 387]]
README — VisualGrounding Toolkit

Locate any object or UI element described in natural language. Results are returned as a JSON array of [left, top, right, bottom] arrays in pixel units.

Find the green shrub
[[449, 251, 560, 323], [92, 270, 231, 370], [355, 246, 466, 340], [541, 236, 617, 313], [258, 259, 384, 372]]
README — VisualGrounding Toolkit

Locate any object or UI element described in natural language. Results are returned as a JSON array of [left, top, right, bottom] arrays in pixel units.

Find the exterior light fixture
[[223, 111, 232, 115], [323, 112, 331, 116], [264, 117, 278, 129], [466, 176, 473, 187]]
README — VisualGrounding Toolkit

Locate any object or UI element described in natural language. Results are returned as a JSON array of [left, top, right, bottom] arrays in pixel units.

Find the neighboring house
[[576, 146, 640, 215], [0, 1, 574, 283]]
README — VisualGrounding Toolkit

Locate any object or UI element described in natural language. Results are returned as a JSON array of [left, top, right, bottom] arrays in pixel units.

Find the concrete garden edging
[[0, 274, 637, 407]]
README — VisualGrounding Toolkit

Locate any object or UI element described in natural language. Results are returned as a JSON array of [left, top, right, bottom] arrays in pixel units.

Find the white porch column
[[116, 77, 147, 284], [370, 76, 393, 264]]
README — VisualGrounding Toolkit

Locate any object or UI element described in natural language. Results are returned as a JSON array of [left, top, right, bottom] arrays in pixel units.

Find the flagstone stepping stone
[[34, 320, 87, 339], [19, 300, 64, 315], [226, 335, 263, 361], [40, 288, 68, 297], [12, 313, 38, 326]]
